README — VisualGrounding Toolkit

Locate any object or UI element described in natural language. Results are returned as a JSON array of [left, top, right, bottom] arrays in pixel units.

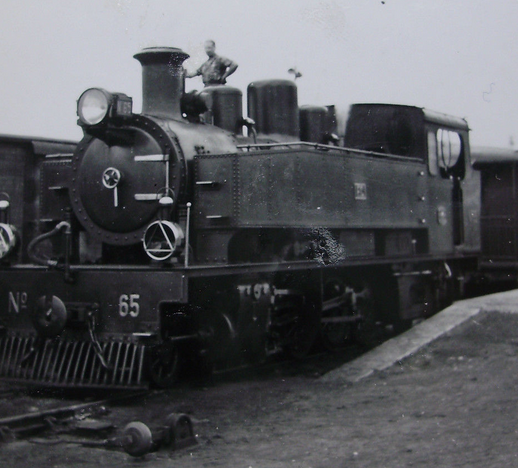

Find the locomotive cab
[[344, 103, 480, 255]]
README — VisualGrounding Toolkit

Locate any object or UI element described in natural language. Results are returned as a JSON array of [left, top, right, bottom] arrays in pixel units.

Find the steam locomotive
[[0, 47, 481, 388]]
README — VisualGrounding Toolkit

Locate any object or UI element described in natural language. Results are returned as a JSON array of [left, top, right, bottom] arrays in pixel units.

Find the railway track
[[0, 346, 358, 452], [0, 391, 146, 440], [0, 317, 395, 457], [0, 388, 25, 399], [0, 389, 197, 457]]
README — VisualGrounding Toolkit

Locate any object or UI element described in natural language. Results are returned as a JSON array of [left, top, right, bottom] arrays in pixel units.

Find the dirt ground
[[2, 310, 518, 467]]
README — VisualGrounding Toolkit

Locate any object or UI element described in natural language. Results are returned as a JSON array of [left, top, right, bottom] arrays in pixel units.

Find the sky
[[0, 0, 517, 147]]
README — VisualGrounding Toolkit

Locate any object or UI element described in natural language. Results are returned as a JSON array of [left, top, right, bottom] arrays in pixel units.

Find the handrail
[[236, 141, 424, 163]]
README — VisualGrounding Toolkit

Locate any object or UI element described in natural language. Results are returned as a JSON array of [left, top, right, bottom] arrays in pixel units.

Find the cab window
[[428, 129, 464, 177]]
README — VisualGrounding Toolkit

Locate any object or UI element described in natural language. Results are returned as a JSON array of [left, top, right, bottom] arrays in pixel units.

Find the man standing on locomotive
[[185, 40, 238, 86]]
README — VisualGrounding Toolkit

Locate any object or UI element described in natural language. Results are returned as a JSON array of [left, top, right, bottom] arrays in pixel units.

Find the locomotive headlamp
[[77, 88, 110, 125], [77, 88, 133, 126]]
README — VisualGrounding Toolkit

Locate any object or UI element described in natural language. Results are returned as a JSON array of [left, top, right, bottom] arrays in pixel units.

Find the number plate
[[118, 294, 141, 317]]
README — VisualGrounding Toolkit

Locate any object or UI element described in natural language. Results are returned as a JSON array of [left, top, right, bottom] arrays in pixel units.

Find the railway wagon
[[0, 47, 480, 389], [0, 134, 77, 262], [472, 146, 518, 286]]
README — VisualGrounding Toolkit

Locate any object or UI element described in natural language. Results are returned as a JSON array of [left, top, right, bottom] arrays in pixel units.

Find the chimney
[[133, 47, 189, 120]]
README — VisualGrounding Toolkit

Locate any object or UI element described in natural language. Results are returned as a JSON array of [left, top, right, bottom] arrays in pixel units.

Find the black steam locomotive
[[0, 47, 481, 388]]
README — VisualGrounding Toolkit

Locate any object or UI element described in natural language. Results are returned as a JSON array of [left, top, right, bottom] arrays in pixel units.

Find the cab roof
[[350, 103, 469, 131]]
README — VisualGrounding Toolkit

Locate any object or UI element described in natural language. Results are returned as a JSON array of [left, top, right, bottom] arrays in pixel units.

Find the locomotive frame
[[0, 47, 481, 389]]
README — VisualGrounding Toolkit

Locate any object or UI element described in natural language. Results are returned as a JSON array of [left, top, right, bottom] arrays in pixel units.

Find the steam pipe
[[27, 222, 71, 269]]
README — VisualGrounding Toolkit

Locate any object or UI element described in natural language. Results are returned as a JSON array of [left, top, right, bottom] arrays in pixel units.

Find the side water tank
[[201, 86, 243, 134], [247, 80, 299, 137]]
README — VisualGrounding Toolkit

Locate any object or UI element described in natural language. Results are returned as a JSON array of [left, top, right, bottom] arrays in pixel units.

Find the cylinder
[[247, 80, 299, 137], [299, 105, 329, 143], [133, 47, 190, 120], [201, 86, 243, 134]]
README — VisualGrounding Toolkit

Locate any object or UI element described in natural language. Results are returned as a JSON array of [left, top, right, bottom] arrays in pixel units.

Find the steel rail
[[0, 390, 148, 441]]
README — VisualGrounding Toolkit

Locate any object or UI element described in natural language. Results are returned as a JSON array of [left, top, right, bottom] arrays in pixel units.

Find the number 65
[[119, 294, 140, 317]]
